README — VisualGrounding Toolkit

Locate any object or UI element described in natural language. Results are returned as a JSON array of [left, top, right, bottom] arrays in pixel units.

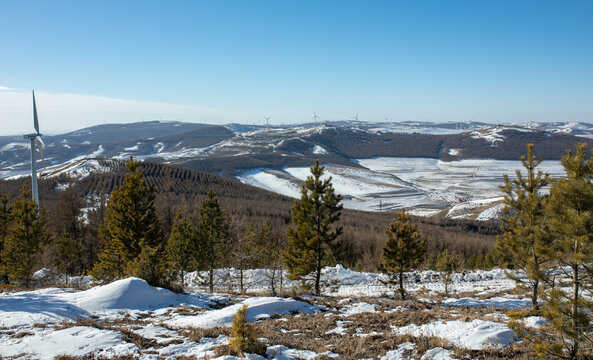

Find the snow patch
[[166, 297, 319, 328], [393, 319, 515, 350], [311, 144, 328, 155], [0, 326, 138, 359]]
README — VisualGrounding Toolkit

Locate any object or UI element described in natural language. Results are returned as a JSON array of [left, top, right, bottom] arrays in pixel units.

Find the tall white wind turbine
[[23, 90, 45, 205]]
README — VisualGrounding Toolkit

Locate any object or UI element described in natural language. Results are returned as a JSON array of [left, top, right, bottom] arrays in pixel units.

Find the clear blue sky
[[1, 0, 592, 133]]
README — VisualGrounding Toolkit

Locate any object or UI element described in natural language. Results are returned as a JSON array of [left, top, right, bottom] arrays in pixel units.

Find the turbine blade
[[37, 137, 45, 168], [33, 90, 40, 134]]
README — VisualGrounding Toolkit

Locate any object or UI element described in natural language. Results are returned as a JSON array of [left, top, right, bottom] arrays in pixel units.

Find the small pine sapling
[[435, 249, 459, 296], [228, 305, 265, 356]]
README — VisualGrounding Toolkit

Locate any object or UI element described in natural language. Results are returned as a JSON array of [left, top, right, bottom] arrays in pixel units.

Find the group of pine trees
[[495, 143, 593, 360], [90, 157, 282, 292], [0, 187, 50, 287]]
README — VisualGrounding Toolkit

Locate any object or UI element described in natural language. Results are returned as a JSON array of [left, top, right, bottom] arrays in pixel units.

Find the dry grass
[[183, 326, 231, 342], [172, 305, 207, 316], [11, 331, 34, 338]]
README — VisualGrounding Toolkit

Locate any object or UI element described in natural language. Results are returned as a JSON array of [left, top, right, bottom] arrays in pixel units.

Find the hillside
[[0, 159, 498, 269]]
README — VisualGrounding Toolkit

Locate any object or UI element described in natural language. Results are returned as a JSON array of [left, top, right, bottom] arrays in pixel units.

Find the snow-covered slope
[[0, 267, 530, 359]]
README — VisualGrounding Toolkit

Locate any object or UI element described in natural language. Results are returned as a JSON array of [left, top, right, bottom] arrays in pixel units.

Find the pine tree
[[435, 249, 459, 296], [283, 160, 343, 295], [167, 210, 200, 290], [538, 143, 593, 359], [83, 192, 106, 272], [92, 157, 165, 286], [2, 186, 50, 287], [0, 194, 13, 282], [380, 208, 426, 300], [199, 189, 229, 293], [54, 231, 82, 280], [228, 304, 264, 356], [52, 184, 86, 276], [495, 144, 551, 311]]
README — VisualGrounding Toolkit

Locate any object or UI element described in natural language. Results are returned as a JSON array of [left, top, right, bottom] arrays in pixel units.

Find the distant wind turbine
[[264, 116, 270, 127], [23, 90, 45, 206], [351, 113, 359, 121], [312, 111, 320, 124]]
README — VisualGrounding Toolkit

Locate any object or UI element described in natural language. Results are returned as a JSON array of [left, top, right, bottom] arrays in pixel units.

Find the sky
[[1, 0, 592, 134]]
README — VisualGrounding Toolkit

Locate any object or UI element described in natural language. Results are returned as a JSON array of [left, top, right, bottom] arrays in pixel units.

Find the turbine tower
[[352, 113, 359, 121], [264, 116, 270, 127], [312, 111, 319, 124], [23, 90, 45, 205]]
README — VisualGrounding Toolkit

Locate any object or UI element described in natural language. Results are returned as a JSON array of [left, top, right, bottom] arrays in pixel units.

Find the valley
[[0, 120, 587, 220]]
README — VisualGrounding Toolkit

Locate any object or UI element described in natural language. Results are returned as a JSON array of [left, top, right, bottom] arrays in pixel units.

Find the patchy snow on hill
[[470, 127, 505, 145], [311, 144, 328, 155]]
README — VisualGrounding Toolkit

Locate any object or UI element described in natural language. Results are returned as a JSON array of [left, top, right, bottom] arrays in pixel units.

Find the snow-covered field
[[0, 266, 533, 359], [239, 157, 565, 219]]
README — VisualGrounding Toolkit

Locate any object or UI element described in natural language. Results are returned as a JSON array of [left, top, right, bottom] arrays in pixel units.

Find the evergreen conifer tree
[[92, 157, 165, 286], [0, 194, 13, 282], [229, 305, 264, 356], [283, 160, 343, 295], [495, 144, 551, 311], [538, 143, 593, 359], [380, 208, 426, 300], [2, 186, 50, 287], [199, 189, 229, 293], [167, 210, 201, 290], [54, 231, 82, 280], [52, 184, 86, 276], [435, 249, 459, 296]]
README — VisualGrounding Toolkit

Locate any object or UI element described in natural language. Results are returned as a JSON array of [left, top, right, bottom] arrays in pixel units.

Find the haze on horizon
[[1, 1, 592, 135]]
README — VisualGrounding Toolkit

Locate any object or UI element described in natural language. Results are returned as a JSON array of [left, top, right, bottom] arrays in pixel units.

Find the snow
[[0, 277, 211, 328], [523, 316, 547, 328], [393, 319, 515, 350], [442, 297, 532, 309], [422, 347, 456, 360], [0, 267, 538, 359], [380, 342, 415, 360], [89, 145, 105, 157], [0, 326, 138, 359], [470, 127, 505, 144], [238, 156, 564, 218], [341, 302, 377, 316], [311, 144, 328, 155], [1, 142, 29, 152], [124, 144, 139, 151], [166, 296, 319, 328], [238, 169, 303, 199], [68, 277, 183, 312], [40, 158, 111, 180]]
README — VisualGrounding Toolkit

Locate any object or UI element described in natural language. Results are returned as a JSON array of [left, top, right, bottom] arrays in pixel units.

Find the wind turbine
[[23, 90, 45, 206], [312, 111, 319, 124], [264, 116, 270, 127], [351, 113, 359, 121]]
